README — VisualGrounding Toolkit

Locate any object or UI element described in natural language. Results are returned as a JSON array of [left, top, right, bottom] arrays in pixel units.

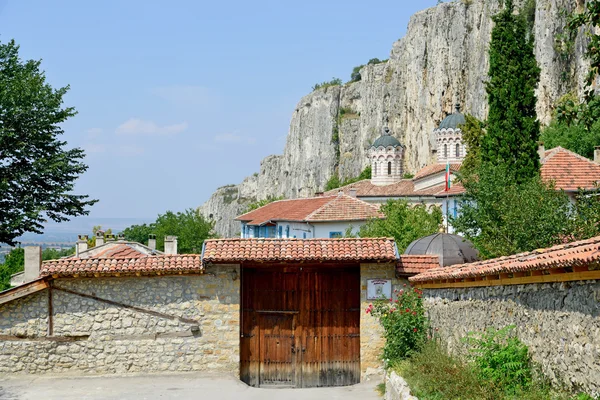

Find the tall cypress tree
[[482, 0, 541, 183]]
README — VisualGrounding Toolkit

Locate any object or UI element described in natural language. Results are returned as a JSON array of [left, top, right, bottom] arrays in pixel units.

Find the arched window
[[456, 143, 460, 157], [444, 144, 448, 158], [388, 162, 392, 175]]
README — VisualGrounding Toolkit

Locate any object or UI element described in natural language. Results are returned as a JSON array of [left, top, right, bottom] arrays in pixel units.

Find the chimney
[[595, 146, 600, 164], [538, 142, 545, 163], [314, 192, 324, 197], [349, 188, 357, 198], [105, 234, 115, 242], [148, 234, 156, 250], [164, 236, 178, 255], [95, 230, 104, 247], [24, 246, 42, 282], [117, 233, 125, 241], [76, 235, 88, 256]]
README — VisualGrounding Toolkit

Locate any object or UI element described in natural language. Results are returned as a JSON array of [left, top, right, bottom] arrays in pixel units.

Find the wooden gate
[[240, 264, 360, 388]]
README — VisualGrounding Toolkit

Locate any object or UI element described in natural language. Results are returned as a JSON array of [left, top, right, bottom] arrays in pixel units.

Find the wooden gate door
[[241, 265, 360, 388]]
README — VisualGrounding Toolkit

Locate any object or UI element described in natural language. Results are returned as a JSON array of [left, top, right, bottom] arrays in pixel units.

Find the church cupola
[[435, 103, 466, 164], [369, 126, 405, 186]]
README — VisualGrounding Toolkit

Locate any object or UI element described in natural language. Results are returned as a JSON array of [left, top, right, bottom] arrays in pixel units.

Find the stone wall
[[0, 264, 240, 375], [360, 263, 408, 377], [424, 280, 600, 395]]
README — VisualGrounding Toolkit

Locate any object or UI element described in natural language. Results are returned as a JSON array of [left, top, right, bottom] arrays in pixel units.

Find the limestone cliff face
[[201, 0, 590, 237]]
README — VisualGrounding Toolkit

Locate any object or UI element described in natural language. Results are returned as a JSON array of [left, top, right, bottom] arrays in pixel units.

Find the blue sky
[[0, 0, 438, 220]]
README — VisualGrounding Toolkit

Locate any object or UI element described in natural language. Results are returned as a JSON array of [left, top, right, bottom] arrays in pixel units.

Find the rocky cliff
[[200, 0, 590, 237]]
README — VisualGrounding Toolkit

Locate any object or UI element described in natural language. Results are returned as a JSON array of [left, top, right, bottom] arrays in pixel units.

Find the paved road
[[0, 373, 382, 400]]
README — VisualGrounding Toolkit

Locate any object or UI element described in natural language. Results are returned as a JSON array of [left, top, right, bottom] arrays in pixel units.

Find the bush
[[465, 326, 532, 394], [366, 286, 427, 362], [312, 78, 342, 91], [350, 65, 364, 82]]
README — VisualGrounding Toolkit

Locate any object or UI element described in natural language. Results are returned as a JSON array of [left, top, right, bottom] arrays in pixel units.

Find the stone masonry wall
[[0, 264, 240, 375], [360, 263, 408, 378], [424, 280, 600, 395]]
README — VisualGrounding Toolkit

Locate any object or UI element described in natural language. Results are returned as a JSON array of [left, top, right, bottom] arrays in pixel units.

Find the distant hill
[[16, 217, 153, 245]]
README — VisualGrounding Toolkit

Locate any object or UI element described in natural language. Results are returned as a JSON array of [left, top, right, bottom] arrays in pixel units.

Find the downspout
[[200, 241, 207, 274]]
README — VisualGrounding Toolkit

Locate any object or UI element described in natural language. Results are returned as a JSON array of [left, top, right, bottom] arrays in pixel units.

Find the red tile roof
[[88, 243, 149, 259], [397, 255, 440, 275], [41, 255, 202, 278], [542, 147, 600, 191], [202, 238, 398, 263], [305, 195, 383, 222], [235, 194, 382, 225], [409, 235, 600, 283], [413, 163, 461, 181]]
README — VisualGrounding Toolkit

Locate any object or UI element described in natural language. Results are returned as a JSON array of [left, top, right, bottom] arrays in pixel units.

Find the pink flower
[[413, 328, 418, 332]]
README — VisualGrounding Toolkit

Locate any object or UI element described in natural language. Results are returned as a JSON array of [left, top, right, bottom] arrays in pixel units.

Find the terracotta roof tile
[[542, 147, 600, 191], [236, 194, 382, 225], [306, 195, 383, 222], [413, 163, 461, 180], [87, 244, 148, 259], [397, 255, 440, 276], [409, 235, 600, 283], [203, 238, 398, 263], [41, 255, 202, 278]]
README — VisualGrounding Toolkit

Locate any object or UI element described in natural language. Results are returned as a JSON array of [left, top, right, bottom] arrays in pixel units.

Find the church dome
[[371, 127, 403, 148], [404, 233, 479, 267], [438, 103, 466, 130]]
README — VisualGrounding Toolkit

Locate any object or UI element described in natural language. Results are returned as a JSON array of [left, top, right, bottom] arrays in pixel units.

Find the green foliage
[[350, 65, 364, 82], [244, 196, 285, 213], [121, 223, 153, 245], [0, 248, 24, 291], [541, 119, 600, 160], [87, 226, 113, 247], [367, 58, 385, 65], [483, 0, 541, 183], [452, 164, 600, 259], [122, 209, 216, 253], [359, 200, 442, 252], [325, 166, 371, 191], [366, 286, 427, 362], [0, 39, 97, 245], [465, 326, 532, 394], [312, 78, 342, 91], [42, 247, 75, 261], [403, 173, 414, 179], [395, 339, 566, 400], [394, 340, 493, 400], [459, 114, 486, 177], [557, 1, 600, 128]]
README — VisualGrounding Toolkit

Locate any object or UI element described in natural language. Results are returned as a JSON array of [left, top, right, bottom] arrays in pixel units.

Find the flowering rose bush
[[366, 285, 427, 362]]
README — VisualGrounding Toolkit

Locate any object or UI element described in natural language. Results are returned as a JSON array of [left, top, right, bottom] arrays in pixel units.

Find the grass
[[375, 382, 386, 396], [392, 340, 582, 400]]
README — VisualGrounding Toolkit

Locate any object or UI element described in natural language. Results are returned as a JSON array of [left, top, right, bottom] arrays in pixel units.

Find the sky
[[0, 0, 439, 222]]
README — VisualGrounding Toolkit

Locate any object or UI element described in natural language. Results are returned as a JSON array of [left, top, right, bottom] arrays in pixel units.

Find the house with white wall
[[235, 193, 383, 239]]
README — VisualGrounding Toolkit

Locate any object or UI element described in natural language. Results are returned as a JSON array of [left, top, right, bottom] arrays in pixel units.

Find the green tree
[[152, 209, 216, 253], [42, 247, 75, 260], [359, 200, 442, 252], [350, 65, 364, 82], [458, 115, 486, 177], [0, 39, 97, 245], [482, 0, 541, 183], [541, 119, 600, 159], [122, 209, 216, 253], [451, 164, 600, 259], [121, 223, 153, 245], [0, 248, 24, 291]]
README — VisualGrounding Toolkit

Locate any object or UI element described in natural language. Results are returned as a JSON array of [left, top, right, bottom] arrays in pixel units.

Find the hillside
[[200, 0, 590, 237]]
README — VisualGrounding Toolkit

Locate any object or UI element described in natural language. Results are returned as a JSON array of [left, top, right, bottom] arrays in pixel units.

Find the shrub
[[367, 286, 427, 362], [465, 325, 532, 394], [312, 78, 342, 91]]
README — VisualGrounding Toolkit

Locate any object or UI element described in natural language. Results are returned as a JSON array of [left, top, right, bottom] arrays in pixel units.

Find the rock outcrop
[[200, 0, 590, 237]]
